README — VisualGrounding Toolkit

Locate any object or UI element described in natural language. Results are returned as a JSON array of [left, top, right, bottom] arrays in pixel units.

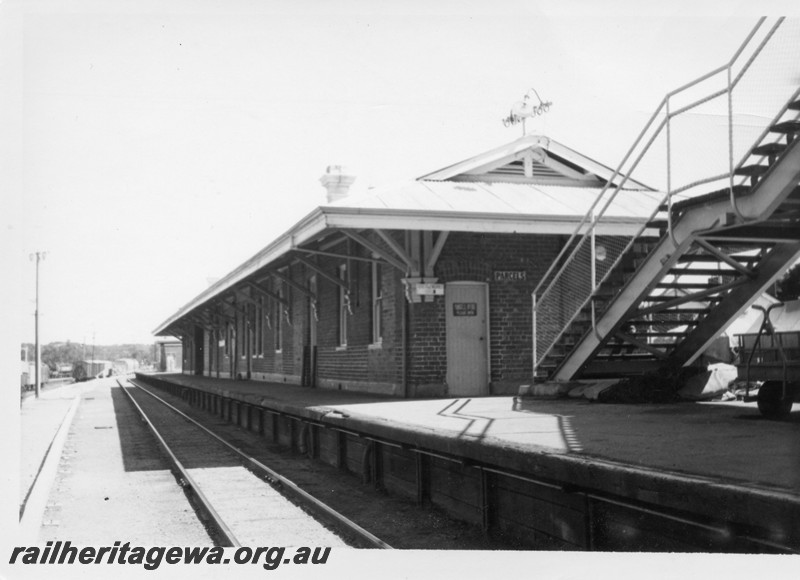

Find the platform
[[138, 372, 800, 552]]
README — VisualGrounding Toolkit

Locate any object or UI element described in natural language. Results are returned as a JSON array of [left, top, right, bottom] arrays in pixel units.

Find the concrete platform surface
[[20, 377, 214, 544], [20, 381, 87, 511], [150, 373, 800, 495]]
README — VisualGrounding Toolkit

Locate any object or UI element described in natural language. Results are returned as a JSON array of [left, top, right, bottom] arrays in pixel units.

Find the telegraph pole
[[30, 251, 47, 398]]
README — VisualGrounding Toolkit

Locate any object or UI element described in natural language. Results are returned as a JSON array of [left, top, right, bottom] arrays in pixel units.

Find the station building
[[154, 135, 659, 397]]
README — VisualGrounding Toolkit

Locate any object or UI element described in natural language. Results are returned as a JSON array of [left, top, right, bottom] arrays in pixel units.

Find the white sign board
[[416, 283, 445, 296]]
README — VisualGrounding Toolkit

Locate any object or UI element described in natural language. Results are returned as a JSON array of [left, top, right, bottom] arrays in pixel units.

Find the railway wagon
[[73, 360, 113, 381], [20, 361, 50, 391]]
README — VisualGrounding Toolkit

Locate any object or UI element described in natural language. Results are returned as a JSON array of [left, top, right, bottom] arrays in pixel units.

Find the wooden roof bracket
[[260, 269, 318, 302], [293, 254, 351, 292], [167, 322, 190, 340], [208, 306, 235, 324], [294, 246, 386, 266], [425, 231, 449, 277], [233, 287, 261, 308], [375, 229, 418, 273], [182, 313, 202, 328], [196, 309, 217, 326], [210, 300, 237, 322], [339, 229, 411, 274], [219, 295, 251, 319], [243, 282, 291, 309], [187, 312, 213, 330]]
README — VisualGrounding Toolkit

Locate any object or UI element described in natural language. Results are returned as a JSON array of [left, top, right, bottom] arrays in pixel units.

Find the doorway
[[445, 282, 489, 396]]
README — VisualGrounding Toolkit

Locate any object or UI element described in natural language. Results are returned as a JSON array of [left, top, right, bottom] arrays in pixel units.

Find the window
[[237, 311, 245, 358], [274, 281, 283, 353], [338, 264, 348, 347], [371, 261, 383, 344], [255, 296, 264, 355], [246, 302, 255, 356]]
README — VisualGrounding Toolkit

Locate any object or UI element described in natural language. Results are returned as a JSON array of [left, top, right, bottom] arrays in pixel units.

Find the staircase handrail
[[531, 17, 791, 373], [533, 17, 777, 307]]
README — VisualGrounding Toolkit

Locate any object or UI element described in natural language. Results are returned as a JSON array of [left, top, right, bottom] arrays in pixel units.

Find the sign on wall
[[416, 283, 445, 296], [452, 302, 478, 316], [494, 270, 527, 282]]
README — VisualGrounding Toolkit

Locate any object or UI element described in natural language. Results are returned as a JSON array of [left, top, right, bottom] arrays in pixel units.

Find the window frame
[[274, 280, 283, 353], [370, 260, 383, 346], [337, 264, 348, 348]]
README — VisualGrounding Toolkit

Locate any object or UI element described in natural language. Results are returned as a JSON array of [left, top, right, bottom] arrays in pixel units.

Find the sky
[[2, 0, 796, 349]]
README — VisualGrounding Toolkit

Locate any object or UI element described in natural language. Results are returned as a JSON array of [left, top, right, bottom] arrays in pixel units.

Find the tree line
[[21, 341, 156, 372]]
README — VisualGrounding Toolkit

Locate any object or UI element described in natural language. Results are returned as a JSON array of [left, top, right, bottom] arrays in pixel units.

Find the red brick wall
[[193, 230, 566, 394], [431, 232, 565, 386], [406, 299, 446, 386], [314, 237, 404, 389]]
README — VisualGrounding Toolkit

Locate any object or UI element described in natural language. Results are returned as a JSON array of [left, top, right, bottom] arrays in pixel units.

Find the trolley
[[736, 303, 800, 419]]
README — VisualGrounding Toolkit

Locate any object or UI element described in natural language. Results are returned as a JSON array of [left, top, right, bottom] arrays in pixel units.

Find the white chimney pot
[[320, 165, 356, 203]]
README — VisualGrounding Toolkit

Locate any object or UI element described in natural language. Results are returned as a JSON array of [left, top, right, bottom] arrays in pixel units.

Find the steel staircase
[[532, 18, 800, 383], [539, 99, 800, 381]]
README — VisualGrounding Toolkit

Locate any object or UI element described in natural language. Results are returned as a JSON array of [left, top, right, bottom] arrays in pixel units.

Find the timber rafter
[[260, 270, 317, 301], [245, 281, 291, 309], [293, 255, 350, 292], [338, 229, 410, 273]]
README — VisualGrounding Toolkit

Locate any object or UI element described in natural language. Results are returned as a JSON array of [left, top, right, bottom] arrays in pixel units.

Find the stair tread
[[752, 142, 787, 156], [735, 164, 769, 176], [770, 120, 800, 133], [656, 282, 725, 289], [642, 295, 723, 302], [676, 254, 758, 263], [642, 308, 711, 314], [668, 268, 740, 275], [629, 331, 689, 337], [628, 318, 699, 324]]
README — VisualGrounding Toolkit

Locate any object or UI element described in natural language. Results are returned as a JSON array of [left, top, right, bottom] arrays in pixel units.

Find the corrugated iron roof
[[328, 180, 661, 220], [154, 135, 664, 336]]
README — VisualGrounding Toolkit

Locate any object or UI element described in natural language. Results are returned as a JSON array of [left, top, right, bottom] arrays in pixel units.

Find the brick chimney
[[320, 165, 356, 204]]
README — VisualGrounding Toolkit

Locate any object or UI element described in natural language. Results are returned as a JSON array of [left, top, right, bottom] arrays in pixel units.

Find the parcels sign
[[494, 270, 526, 282]]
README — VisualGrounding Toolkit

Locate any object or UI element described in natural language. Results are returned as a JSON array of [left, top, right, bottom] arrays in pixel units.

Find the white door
[[445, 282, 489, 396]]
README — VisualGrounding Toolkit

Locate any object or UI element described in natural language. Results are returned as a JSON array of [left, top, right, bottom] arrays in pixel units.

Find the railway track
[[118, 378, 390, 549]]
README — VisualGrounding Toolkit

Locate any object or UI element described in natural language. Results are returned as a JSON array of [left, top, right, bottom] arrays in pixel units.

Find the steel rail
[[139, 376, 800, 553], [128, 378, 391, 549], [117, 380, 241, 547]]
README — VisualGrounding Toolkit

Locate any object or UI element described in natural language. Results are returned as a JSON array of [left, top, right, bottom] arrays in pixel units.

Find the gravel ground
[[139, 383, 523, 550], [37, 380, 213, 544], [125, 385, 348, 547]]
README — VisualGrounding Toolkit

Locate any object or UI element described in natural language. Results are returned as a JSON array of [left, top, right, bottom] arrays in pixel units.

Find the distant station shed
[[154, 135, 659, 397]]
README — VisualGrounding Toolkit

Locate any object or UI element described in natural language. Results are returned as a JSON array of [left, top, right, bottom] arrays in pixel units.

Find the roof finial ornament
[[502, 88, 552, 136]]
